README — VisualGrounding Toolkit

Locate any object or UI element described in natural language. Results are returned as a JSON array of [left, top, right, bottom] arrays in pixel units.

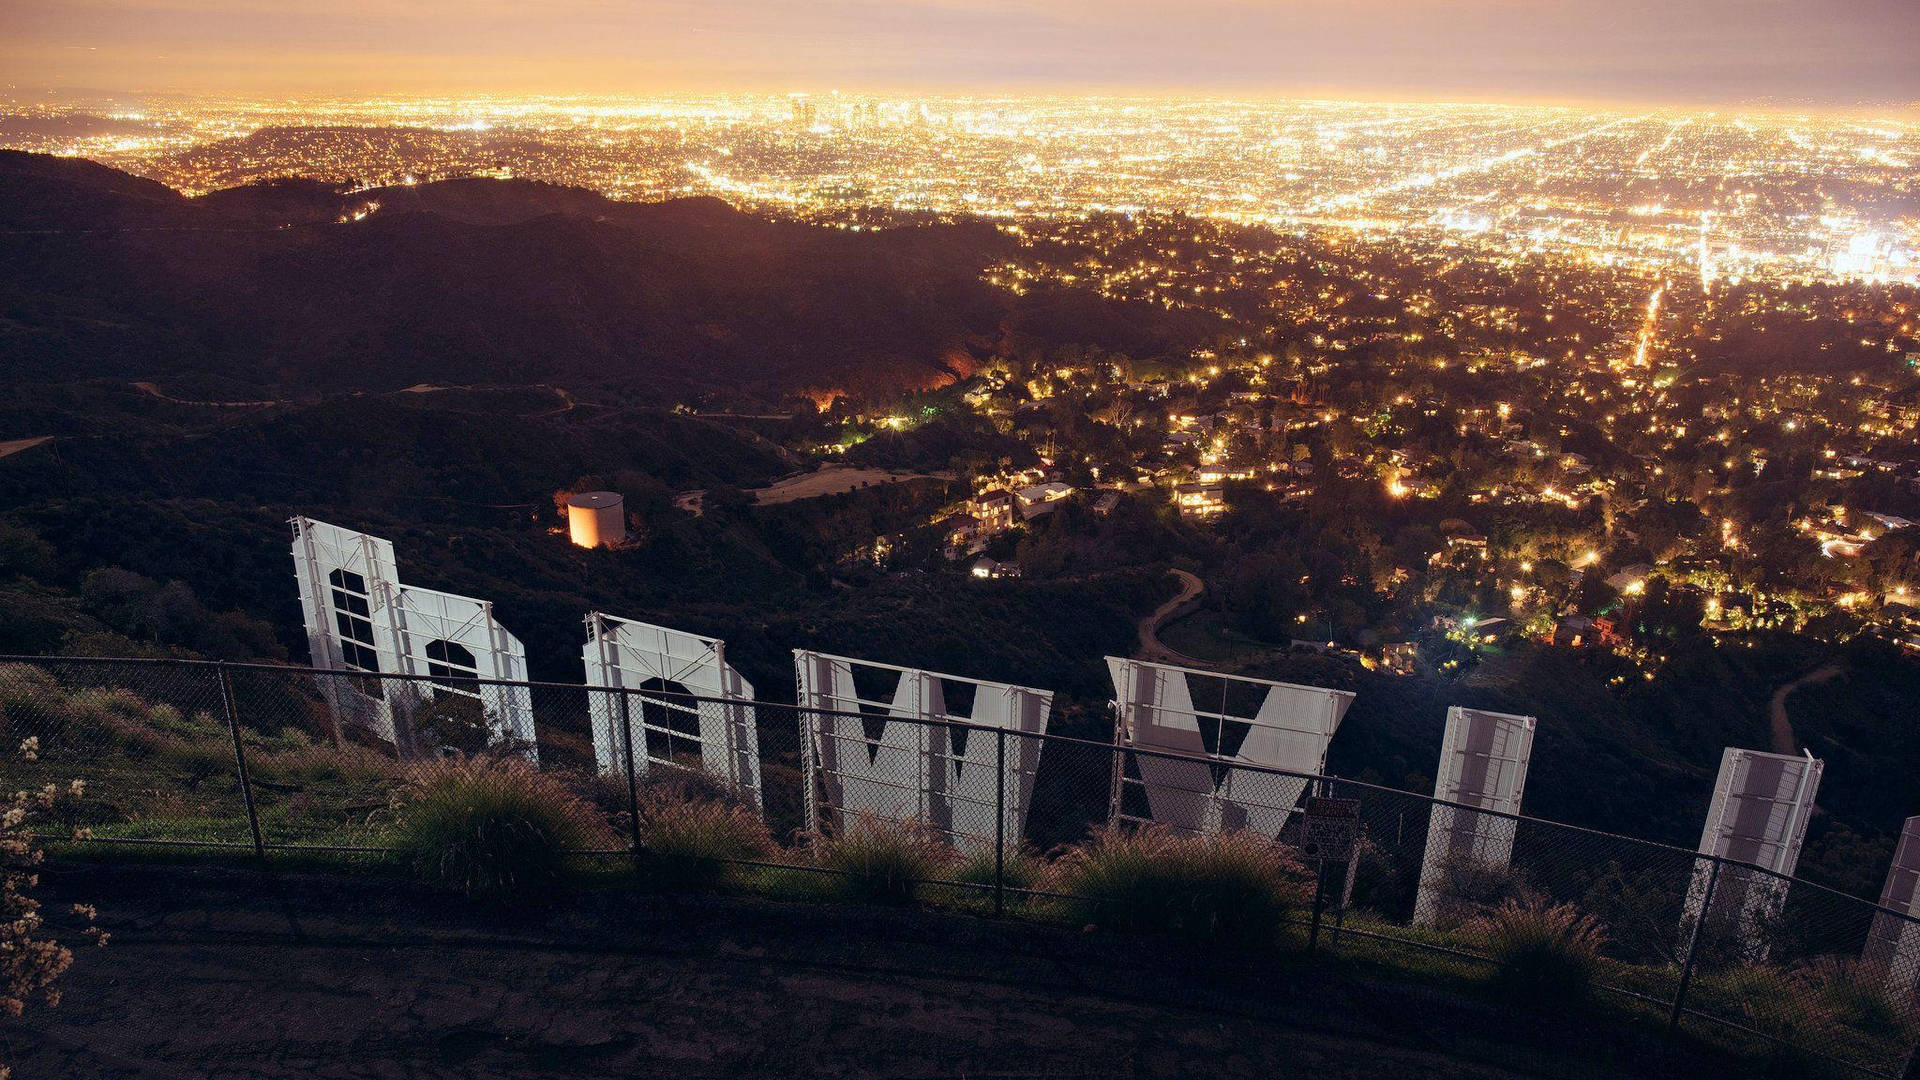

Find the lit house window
[[328, 569, 380, 671]]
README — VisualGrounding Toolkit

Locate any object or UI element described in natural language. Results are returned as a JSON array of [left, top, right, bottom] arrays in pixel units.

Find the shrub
[[253, 744, 398, 789], [810, 816, 955, 905], [407, 693, 492, 756], [143, 705, 207, 741], [1801, 957, 1914, 1040], [637, 767, 756, 810], [390, 758, 612, 900], [637, 795, 775, 892], [0, 666, 67, 739], [63, 689, 166, 756], [158, 739, 236, 787], [1705, 964, 1845, 1077], [954, 843, 1045, 895], [1052, 826, 1311, 947], [1578, 861, 1688, 966], [1464, 900, 1608, 1008], [0, 741, 107, 1030], [572, 764, 755, 827], [1346, 838, 1410, 916], [1424, 853, 1542, 930]]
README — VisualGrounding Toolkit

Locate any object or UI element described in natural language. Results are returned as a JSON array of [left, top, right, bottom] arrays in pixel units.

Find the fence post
[[1670, 854, 1722, 1031], [1307, 863, 1330, 954], [216, 662, 266, 862], [1305, 777, 1330, 954], [616, 687, 644, 873], [994, 726, 1007, 918]]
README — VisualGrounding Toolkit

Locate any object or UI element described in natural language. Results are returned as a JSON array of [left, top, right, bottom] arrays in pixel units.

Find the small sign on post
[[1302, 796, 1360, 863], [1303, 796, 1362, 952]]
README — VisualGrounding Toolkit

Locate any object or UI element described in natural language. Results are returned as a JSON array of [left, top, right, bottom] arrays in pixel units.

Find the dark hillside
[[0, 149, 188, 228], [0, 152, 1011, 396], [0, 152, 1227, 400]]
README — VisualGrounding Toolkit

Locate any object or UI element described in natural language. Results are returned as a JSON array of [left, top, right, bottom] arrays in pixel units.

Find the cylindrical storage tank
[[567, 491, 625, 548]]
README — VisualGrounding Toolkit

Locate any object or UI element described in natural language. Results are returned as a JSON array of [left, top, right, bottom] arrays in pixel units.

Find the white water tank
[[567, 491, 625, 548]]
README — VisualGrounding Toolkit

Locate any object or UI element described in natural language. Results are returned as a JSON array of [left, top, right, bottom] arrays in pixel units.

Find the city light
[[0, 95, 1909, 290]]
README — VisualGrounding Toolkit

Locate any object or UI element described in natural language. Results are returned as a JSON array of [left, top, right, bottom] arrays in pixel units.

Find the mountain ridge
[[0, 151, 1021, 398]]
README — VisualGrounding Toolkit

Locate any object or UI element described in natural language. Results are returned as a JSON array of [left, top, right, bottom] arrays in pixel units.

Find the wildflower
[[0, 749, 104, 1021]]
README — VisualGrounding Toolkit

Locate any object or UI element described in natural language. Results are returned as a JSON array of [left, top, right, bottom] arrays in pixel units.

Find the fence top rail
[[6, 651, 1916, 929], [793, 649, 1053, 697], [1107, 653, 1359, 700]]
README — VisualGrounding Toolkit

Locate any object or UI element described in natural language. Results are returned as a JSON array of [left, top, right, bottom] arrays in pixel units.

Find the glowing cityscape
[[4, 91, 1915, 661], [6, 0, 1920, 1070], [3, 94, 1915, 285]]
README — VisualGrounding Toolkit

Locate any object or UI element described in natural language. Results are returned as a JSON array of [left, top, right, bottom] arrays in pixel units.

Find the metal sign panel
[[387, 584, 537, 755], [290, 516, 535, 757], [794, 650, 1052, 847], [1106, 657, 1354, 839], [292, 516, 403, 741], [583, 613, 762, 811], [1413, 706, 1536, 927], [1681, 748, 1823, 962], [1864, 816, 1920, 998]]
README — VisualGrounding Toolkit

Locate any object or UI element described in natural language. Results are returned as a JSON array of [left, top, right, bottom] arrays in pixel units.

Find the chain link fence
[[0, 654, 1915, 1076]]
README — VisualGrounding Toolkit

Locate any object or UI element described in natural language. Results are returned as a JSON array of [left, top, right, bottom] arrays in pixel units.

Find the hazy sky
[[3, 0, 1917, 106]]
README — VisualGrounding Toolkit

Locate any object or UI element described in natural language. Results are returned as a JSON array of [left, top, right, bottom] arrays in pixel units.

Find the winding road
[[1136, 568, 1214, 667], [0, 436, 52, 460], [1769, 662, 1843, 756]]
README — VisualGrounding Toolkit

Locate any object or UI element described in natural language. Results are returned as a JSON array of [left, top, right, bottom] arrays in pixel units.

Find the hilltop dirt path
[[130, 380, 280, 407], [0, 864, 1740, 1080], [676, 465, 954, 515]]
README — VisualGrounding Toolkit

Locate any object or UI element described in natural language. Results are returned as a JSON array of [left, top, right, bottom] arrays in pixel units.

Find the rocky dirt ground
[[0, 862, 1745, 1080]]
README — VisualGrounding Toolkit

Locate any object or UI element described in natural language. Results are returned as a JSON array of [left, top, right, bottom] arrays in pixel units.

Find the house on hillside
[[942, 513, 987, 556], [1174, 482, 1225, 517], [971, 489, 1016, 531], [968, 555, 1020, 580], [1015, 482, 1073, 521]]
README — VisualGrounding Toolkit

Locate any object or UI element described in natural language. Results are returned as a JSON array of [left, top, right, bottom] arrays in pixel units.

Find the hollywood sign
[[291, 517, 1886, 969]]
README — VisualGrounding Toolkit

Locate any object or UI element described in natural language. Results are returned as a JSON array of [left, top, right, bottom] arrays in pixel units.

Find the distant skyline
[[2, 0, 1918, 109]]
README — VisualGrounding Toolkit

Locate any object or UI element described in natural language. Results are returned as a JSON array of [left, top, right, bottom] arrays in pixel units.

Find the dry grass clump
[[391, 757, 613, 899], [1052, 825, 1310, 947], [1464, 900, 1608, 1008], [636, 792, 775, 892], [809, 815, 956, 905], [0, 674, 222, 763]]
